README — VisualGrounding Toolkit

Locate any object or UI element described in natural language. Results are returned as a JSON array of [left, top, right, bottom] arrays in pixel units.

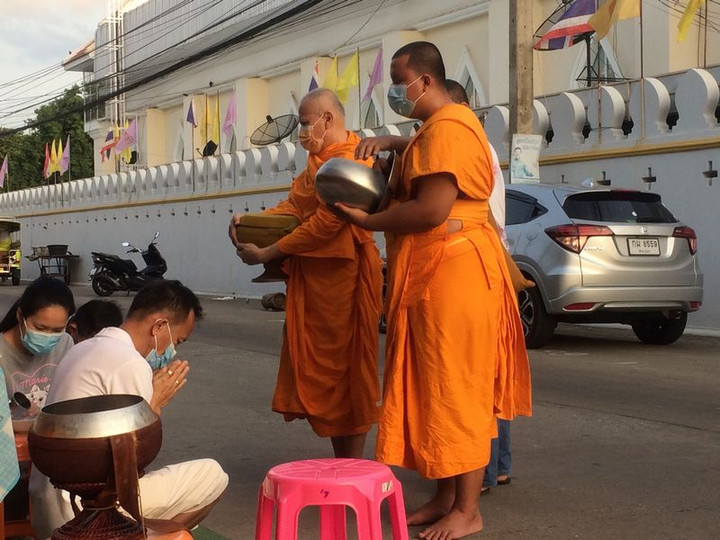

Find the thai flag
[[535, 0, 596, 51], [308, 60, 320, 92]]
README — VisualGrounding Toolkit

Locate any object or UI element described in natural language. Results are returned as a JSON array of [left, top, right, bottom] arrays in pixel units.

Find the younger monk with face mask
[[229, 88, 383, 459], [335, 42, 532, 540]]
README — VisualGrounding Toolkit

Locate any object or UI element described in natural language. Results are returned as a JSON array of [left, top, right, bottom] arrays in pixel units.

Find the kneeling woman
[[0, 276, 75, 418]]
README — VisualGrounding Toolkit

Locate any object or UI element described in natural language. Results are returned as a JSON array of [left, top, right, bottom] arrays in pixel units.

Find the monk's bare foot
[[406, 497, 452, 526], [417, 508, 483, 540]]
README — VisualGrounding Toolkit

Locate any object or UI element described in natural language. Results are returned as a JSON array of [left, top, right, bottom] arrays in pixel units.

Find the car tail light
[[563, 302, 598, 311], [545, 224, 613, 253], [690, 301, 701, 310], [672, 226, 697, 255]]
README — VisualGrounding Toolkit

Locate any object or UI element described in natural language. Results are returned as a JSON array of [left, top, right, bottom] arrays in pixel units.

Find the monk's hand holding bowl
[[333, 202, 371, 229], [228, 213, 245, 249], [236, 243, 267, 265]]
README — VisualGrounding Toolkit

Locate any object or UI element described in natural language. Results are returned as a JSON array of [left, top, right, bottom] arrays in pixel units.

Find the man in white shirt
[[30, 280, 228, 539]]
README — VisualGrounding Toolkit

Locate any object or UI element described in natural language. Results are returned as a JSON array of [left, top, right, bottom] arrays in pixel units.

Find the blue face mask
[[387, 75, 425, 118], [21, 318, 64, 356], [145, 323, 177, 371]]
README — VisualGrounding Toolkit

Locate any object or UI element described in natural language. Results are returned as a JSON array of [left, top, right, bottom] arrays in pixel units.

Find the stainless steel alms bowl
[[315, 158, 387, 214]]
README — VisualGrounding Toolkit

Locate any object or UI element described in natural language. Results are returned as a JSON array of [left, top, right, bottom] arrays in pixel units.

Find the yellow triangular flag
[[677, 0, 705, 42], [336, 51, 359, 104], [55, 139, 63, 173], [50, 140, 59, 173], [201, 95, 209, 144], [589, 0, 640, 41], [322, 57, 339, 92], [212, 95, 220, 144], [113, 124, 121, 161]]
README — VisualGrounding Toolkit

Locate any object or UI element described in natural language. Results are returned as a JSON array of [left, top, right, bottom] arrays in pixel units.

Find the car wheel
[[11, 268, 20, 286], [631, 312, 687, 345], [92, 274, 115, 297], [517, 285, 556, 349]]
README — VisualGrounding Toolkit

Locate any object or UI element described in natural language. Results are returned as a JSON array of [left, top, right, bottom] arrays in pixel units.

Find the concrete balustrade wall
[[2, 68, 719, 330]]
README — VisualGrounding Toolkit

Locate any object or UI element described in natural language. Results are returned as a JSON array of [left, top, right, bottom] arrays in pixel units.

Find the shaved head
[[392, 41, 445, 81], [444, 79, 469, 105], [300, 88, 345, 118]]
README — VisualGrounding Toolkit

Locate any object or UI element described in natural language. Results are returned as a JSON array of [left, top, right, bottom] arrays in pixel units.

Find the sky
[[0, 1, 108, 129]]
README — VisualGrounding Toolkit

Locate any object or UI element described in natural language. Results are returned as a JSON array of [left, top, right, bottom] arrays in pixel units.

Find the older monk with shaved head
[[229, 88, 383, 458]]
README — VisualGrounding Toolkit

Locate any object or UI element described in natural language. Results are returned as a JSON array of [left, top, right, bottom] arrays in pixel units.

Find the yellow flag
[[113, 124, 121, 161], [336, 51, 359, 104], [212, 94, 220, 144], [50, 140, 59, 173], [677, 0, 705, 42], [589, 0, 641, 41], [322, 57, 339, 92], [55, 139, 63, 173], [201, 95, 209, 144]]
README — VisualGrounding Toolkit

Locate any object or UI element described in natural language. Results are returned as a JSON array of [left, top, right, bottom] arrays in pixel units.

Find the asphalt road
[[2, 284, 718, 539]]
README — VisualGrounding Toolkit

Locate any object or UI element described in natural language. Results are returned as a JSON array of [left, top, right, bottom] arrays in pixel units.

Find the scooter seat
[[118, 259, 138, 273]]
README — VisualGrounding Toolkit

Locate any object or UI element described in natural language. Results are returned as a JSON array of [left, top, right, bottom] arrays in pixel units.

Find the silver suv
[[505, 184, 703, 348]]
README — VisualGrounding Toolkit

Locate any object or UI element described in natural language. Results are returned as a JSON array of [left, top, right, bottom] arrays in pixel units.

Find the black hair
[[0, 276, 76, 333], [127, 280, 203, 324], [70, 300, 123, 341], [444, 79, 469, 105], [392, 41, 446, 81]]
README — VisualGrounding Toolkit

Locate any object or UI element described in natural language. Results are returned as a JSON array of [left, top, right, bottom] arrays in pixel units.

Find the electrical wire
[[0, 0, 328, 136], [0, 0, 258, 125]]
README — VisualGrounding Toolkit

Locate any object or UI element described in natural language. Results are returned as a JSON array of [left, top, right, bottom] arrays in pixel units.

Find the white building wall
[[4, 68, 719, 331]]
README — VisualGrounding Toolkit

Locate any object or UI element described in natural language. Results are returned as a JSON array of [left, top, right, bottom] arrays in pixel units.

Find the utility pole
[[108, 0, 125, 174], [509, 0, 534, 137]]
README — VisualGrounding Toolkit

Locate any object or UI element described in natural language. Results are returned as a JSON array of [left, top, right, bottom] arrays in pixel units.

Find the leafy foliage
[[0, 86, 94, 191]]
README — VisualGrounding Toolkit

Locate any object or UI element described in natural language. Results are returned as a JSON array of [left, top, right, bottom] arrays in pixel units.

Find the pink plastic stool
[[255, 458, 409, 540]]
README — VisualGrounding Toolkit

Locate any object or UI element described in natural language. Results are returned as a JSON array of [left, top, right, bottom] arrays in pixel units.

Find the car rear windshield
[[562, 191, 677, 223]]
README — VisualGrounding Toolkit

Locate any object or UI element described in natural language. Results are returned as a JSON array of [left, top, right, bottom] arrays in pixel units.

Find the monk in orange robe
[[336, 42, 532, 539], [229, 89, 383, 458]]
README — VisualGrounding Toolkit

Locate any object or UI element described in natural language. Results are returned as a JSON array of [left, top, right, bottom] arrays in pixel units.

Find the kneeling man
[[30, 280, 228, 539]]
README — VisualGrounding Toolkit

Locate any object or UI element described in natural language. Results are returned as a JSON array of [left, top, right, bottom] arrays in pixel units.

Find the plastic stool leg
[[275, 501, 300, 540], [254, 486, 274, 540], [387, 488, 409, 540], [353, 502, 383, 540], [319, 504, 347, 540]]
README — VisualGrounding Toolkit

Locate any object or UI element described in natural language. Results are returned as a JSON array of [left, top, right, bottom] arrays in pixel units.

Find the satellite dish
[[250, 114, 299, 146], [202, 140, 218, 156]]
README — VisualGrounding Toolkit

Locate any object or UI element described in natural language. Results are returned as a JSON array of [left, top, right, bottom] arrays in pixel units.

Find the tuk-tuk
[[0, 217, 21, 285]]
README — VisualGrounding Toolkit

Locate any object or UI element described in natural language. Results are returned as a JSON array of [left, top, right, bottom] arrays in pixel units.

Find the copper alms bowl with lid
[[28, 394, 162, 488]]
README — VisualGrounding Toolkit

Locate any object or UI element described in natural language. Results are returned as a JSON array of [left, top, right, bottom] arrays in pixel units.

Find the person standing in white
[[30, 280, 228, 539]]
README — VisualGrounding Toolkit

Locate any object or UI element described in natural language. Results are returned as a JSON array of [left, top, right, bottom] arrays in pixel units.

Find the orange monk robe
[[376, 104, 532, 479], [266, 131, 384, 438]]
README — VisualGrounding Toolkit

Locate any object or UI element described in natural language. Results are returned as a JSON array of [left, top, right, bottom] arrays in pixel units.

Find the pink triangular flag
[[222, 93, 236, 140], [114, 119, 137, 155]]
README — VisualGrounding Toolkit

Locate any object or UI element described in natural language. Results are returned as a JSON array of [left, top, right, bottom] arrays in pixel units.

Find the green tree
[[0, 86, 94, 192]]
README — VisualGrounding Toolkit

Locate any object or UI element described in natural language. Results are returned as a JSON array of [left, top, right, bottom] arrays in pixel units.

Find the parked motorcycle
[[90, 232, 167, 296]]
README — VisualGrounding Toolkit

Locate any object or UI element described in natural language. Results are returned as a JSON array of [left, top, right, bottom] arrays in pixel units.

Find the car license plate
[[628, 238, 660, 256]]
